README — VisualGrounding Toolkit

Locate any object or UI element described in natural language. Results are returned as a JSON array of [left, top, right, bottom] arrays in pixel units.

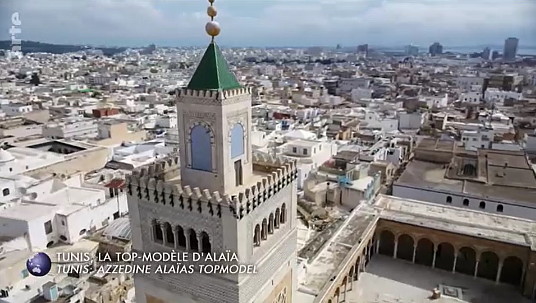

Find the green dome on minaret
[[186, 0, 241, 91]]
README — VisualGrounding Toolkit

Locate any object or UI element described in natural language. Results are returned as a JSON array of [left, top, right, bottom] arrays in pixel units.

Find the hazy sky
[[1, 0, 535, 47]]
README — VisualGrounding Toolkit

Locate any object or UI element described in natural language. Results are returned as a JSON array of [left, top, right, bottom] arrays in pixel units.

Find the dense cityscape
[[1, 1, 536, 303]]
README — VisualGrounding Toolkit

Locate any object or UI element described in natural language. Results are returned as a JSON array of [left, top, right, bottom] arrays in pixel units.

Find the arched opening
[[190, 124, 213, 172], [79, 229, 86, 236], [479, 201, 486, 209], [164, 222, 174, 247], [350, 265, 356, 281], [201, 232, 211, 253], [2, 188, 9, 196], [500, 256, 524, 285], [446, 196, 452, 203], [415, 238, 434, 266], [59, 235, 67, 241], [230, 123, 245, 158], [177, 226, 186, 248], [261, 219, 268, 240], [354, 257, 361, 281], [396, 234, 414, 261], [253, 224, 261, 247], [189, 229, 198, 251], [268, 213, 274, 234], [435, 242, 455, 271], [275, 208, 281, 228], [463, 199, 469, 206], [477, 251, 499, 281], [152, 220, 163, 243], [378, 230, 395, 256], [497, 204, 504, 212], [46, 241, 54, 248], [334, 288, 340, 303], [281, 204, 287, 224], [456, 247, 477, 276]]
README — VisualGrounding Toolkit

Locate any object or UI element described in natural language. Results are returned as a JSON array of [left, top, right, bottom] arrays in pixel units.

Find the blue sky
[[1, 0, 535, 47]]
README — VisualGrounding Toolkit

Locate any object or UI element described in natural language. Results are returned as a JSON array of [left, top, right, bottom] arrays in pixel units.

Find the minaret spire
[[186, 0, 240, 91], [206, 0, 220, 43]]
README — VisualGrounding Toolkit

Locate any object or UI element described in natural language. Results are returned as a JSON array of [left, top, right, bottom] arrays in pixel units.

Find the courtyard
[[346, 255, 531, 303]]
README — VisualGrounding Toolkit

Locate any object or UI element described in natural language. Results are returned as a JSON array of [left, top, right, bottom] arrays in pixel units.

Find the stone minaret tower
[[126, 1, 298, 302]]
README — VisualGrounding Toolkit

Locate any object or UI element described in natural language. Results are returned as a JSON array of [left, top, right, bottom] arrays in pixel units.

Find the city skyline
[[1, 0, 535, 48]]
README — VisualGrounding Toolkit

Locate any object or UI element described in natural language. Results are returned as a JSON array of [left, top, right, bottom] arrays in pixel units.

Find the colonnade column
[[496, 260, 504, 284], [432, 246, 437, 268], [160, 223, 167, 246], [474, 258, 480, 278], [172, 227, 178, 249], [375, 238, 381, 254], [393, 238, 398, 259], [452, 252, 458, 273], [412, 244, 417, 263]]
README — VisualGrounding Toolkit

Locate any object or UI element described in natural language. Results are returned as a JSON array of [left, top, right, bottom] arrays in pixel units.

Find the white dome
[[0, 149, 15, 163]]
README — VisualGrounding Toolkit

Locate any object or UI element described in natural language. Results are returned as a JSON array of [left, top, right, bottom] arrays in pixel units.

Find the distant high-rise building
[[482, 47, 491, 60], [357, 44, 369, 55], [503, 37, 519, 61], [428, 42, 443, 57], [405, 45, 419, 56], [491, 50, 500, 60]]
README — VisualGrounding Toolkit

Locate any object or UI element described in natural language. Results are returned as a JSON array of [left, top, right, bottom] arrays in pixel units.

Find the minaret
[[177, 0, 252, 195], [126, 2, 298, 302]]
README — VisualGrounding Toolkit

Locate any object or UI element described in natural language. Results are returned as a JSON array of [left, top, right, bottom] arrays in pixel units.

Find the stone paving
[[346, 255, 530, 303]]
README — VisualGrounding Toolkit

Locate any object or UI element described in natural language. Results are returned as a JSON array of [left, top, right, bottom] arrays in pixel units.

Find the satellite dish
[[28, 192, 37, 200], [19, 188, 27, 195]]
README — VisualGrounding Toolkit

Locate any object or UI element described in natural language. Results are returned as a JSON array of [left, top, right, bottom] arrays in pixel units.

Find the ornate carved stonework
[[183, 111, 217, 124]]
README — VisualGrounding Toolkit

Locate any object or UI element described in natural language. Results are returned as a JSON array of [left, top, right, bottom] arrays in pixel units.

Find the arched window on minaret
[[177, 225, 187, 248], [164, 222, 174, 247], [201, 232, 211, 253], [189, 229, 199, 251], [230, 123, 245, 159], [261, 219, 268, 240], [268, 213, 274, 234], [152, 219, 163, 243], [190, 124, 213, 171], [253, 224, 261, 247], [281, 204, 287, 224], [275, 208, 281, 229]]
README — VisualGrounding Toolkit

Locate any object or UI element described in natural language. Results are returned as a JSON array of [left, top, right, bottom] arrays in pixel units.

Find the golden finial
[[205, 0, 220, 41]]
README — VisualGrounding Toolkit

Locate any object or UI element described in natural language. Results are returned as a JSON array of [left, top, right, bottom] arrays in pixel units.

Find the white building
[[0, 103, 33, 116], [111, 140, 174, 169], [419, 93, 448, 108], [0, 176, 127, 250], [281, 140, 338, 189], [0, 147, 64, 177], [42, 119, 99, 139], [461, 128, 493, 151], [484, 88, 522, 104], [460, 91, 483, 104], [363, 111, 398, 132]]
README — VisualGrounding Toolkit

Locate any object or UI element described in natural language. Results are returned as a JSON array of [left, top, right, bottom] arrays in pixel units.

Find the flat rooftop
[[376, 195, 536, 248], [348, 255, 531, 303], [396, 157, 536, 205], [298, 204, 378, 295]]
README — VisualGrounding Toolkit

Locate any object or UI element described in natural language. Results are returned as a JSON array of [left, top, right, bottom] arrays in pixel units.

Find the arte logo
[[26, 252, 52, 277]]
